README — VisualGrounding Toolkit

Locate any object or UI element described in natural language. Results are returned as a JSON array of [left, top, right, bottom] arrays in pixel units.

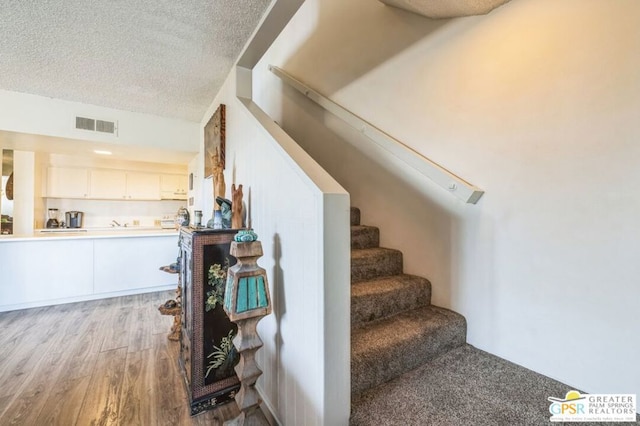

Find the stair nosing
[[351, 304, 463, 336]]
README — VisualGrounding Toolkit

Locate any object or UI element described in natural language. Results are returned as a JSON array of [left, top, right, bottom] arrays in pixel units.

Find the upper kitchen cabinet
[[46, 167, 90, 198], [90, 170, 160, 200], [126, 172, 161, 200], [89, 169, 127, 199], [160, 174, 188, 200], [44, 165, 183, 201]]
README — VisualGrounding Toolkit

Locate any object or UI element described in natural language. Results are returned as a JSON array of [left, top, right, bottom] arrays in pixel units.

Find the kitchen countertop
[[0, 227, 179, 242]]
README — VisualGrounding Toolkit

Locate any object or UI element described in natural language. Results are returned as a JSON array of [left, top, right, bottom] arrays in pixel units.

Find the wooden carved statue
[[231, 184, 243, 229], [212, 148, 225, 211]]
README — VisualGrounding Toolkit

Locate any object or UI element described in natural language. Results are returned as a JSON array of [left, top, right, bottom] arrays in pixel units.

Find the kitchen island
[[0, 228, 180, 312]]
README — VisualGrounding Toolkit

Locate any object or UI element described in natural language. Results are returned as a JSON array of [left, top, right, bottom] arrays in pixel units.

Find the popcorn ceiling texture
[[379, 0, 511, 18], [0, 0, 270, 122]]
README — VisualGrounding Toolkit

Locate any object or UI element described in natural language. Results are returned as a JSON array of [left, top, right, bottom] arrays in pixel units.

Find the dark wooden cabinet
[[179, 228, 240, 415]]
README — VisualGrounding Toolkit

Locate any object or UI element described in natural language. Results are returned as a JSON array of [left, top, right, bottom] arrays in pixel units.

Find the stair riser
[[351, 281, 431, 327], [351, 207, 361, 226], [352, 251, 403, 283], [351, 227, 380, 250], [351, 313, 466, 395]]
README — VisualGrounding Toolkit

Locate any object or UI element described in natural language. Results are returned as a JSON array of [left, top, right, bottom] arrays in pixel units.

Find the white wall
[[196, 66, 350, 424], [12, 151, 35, 234], [0, 176, 12, 216], [0, 89, 199, 152], [252, 0, 640, 402]]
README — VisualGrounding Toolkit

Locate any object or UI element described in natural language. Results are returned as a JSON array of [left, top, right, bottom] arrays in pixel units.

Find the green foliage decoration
[[205, 259, 229, 312], [205, 329, 237, 379]]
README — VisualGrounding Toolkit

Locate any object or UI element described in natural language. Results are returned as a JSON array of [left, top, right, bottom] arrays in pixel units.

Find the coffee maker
[[46, 208, 60, 228], [65, 211, 84, 228]]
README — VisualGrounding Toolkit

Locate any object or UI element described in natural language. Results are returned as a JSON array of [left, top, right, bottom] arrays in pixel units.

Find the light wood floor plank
[[117, 348, 156, 425], [34, 375, 92, 426], [0, 308, 74, 405], [127, 306, 154, 353], [75, 346, 129, 426], [100, 307, 133, 352], [0, 348, 67, 425], [0, 290, 241, 426]]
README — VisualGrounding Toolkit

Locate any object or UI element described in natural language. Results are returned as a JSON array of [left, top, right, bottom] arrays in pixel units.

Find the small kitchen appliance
[[194, 210, 203, 227], [46, 208, 60, 228], [175, 206, 190, 228], [65, 211, 84, 228]]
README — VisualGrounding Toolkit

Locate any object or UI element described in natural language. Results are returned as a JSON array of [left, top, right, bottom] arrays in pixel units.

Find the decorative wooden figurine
[[158, 287, 181, 341], [231, 184, 243, 229], [158, 246, 183, 341], [212, 147, 225, 211], [223, 230, 271, 426]]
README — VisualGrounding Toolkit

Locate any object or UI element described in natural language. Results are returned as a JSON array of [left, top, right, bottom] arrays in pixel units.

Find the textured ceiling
[[379, 0, 511, 19], [0, 0, 270, 122]]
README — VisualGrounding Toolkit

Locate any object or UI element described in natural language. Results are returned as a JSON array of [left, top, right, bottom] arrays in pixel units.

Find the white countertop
[[0, 227, 179, 242]]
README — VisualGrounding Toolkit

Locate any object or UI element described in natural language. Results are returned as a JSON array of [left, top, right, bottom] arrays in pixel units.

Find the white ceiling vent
[[75, 116, 118, 136]]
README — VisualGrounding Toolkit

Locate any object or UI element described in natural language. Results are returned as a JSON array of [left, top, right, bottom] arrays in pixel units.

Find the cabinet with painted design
[[178, 228, 239, 416]]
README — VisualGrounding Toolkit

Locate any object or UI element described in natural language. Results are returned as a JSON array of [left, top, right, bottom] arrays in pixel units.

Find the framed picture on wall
[[204, 104, 226, 178]]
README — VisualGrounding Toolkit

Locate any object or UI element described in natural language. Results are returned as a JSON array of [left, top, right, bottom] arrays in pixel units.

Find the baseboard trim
[[0, 284, 177, 312], [257, 384, 281, 426]]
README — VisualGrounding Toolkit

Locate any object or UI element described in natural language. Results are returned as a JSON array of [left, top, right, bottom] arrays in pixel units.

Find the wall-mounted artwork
[[204, 104, 226, 178]]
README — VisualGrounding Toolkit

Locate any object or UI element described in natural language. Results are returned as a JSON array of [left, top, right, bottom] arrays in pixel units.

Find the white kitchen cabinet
[[0, 232, 179, 312], [0, 239, 94, 306], [160, 174, 188, 200], [46, 167, 90, 198], [89, 170, 160, 200], [126, 172, 161, 200], [89, 169, 127, 199], [93, 235, 178, 293]]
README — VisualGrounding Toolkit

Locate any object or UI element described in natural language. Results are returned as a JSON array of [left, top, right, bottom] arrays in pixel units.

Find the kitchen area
[[0, 146, 194, 312]]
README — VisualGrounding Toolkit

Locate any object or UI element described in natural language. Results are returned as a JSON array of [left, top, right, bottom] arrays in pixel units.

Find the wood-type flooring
[[0, 290, 239, 426]]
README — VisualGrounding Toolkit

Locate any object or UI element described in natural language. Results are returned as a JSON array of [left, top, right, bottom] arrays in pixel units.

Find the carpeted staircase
[[348, 207, 640, 425], [350, 207, 467, 396]]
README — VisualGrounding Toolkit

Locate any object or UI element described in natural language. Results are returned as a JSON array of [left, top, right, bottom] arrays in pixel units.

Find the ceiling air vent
[[75, 116, 95, 131], [75, 116, 118, 135], [96, 120, 115, 134]]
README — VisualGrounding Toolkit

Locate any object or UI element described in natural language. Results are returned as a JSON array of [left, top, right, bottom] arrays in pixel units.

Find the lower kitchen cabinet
[[179, 228, 240, 415], [0, 239, 94, 306], [0, 233, 179, 312], [93, 236, 178, 293]]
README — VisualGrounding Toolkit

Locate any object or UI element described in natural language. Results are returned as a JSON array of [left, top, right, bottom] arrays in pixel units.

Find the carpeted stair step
[[351, 207, 361, 226], [351, 275, 431, 327], [350, 344, 602, 426], [351, 225, 380, 250], [351, 305, 466, 395], [351, 248, 403, 283]]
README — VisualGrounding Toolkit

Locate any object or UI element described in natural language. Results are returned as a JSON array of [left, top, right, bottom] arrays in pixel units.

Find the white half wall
[[251, 0, 640, 403], [197, 68, 350, 424]]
